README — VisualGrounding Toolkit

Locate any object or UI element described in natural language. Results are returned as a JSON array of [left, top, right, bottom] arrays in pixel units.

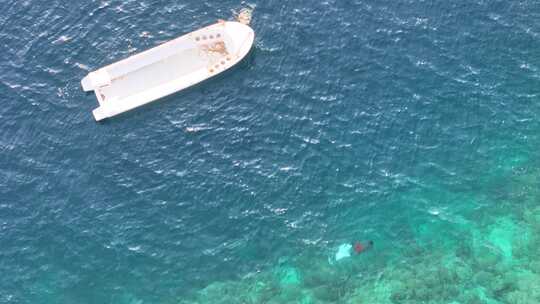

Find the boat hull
[[81, 21, 254, 121]]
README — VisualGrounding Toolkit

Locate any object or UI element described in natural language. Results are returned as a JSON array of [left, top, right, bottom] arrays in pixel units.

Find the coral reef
[[180, 164, 540, 304]]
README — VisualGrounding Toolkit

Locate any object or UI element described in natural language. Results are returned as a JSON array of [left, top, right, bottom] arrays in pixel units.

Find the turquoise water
[[2, 0, 540, 303]]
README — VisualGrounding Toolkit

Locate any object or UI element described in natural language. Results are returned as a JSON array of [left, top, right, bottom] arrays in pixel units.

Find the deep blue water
[[2, 1, 540, 303]]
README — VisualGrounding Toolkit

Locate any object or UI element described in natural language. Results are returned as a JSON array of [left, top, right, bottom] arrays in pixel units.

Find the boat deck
[[81, 21, 254, 121]]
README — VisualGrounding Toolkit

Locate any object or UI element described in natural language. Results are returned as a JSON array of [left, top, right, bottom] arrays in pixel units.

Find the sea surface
[[2, 1, 540, 303]]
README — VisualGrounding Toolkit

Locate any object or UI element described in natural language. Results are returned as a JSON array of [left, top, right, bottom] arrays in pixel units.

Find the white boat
[[81, 20, 255, 121]]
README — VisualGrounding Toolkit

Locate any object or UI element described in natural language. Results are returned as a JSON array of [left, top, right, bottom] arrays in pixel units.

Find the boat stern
[[81, 69, 112, 92]]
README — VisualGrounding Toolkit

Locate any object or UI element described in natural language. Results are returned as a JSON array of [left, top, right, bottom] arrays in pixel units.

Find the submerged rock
[[275, 265, 302, 286]]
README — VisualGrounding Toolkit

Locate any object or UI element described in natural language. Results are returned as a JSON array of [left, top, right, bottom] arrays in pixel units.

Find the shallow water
[[1, 0, 540, 303]]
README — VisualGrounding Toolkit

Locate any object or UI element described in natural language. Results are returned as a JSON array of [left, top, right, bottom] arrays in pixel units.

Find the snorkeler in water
[[353, 240, 374, 254], [333, 240, 374, 262]]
